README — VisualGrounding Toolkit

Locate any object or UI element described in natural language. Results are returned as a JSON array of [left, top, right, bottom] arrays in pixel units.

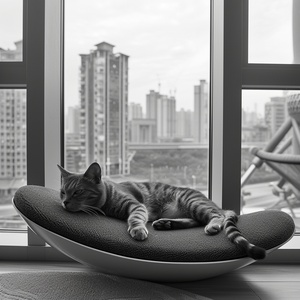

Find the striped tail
[[224, 214, 266, 260]]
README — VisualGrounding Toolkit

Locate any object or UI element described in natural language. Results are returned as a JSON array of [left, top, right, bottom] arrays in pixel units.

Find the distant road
[[128, 142, 267, 151]]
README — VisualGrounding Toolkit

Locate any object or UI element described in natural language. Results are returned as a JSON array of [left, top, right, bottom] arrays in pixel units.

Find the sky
[[65, 0, 210, 112], [64, 0, 296, 114], [248, 0, 293, 64], [0, 0, 22, 50], [0, 0, 296, 114]]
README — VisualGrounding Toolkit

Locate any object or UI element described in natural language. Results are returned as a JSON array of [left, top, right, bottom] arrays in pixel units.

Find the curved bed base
[[14, 203, 286, 282]]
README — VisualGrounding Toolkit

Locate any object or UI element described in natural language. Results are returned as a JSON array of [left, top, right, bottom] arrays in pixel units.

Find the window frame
[[1, 0, 299, 263], [211, 0, 300, 262], [241, 0, 300, 257], [0, 0, 29, 238], [0, 0, 27, 86], [0, 0, 65, 259]]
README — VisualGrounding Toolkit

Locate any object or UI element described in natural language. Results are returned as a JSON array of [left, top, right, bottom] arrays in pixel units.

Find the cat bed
[[13, 185, 295, 282]]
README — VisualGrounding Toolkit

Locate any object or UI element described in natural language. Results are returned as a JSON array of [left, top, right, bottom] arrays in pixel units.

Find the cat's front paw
[[128, 226, 148, 241]]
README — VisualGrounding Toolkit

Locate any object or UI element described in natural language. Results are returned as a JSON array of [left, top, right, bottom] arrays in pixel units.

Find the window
[[210, 0, 300, 254], [0, 0, 27, 241], [0, 0, 23, 62], [1, 0, 299, 261], [0, 0, 63, 253], [241, 0, 300, 239], [249, 0, 294, 64], [65, 0, 210, 192], [241, 89, 300, 222], [0, 89, 27, 231]]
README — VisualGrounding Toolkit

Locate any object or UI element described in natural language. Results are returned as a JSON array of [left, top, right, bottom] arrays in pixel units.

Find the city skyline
[[0, 0, 295, 112], [63, 0, 293, 112]]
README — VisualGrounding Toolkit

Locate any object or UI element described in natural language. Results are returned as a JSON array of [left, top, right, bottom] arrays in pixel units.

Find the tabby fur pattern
[[58, 162, 266, 260]]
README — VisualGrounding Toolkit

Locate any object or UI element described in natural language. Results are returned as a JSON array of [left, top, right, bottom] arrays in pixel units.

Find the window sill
[[0, 231, 27, 246], [280, 233, 300, 249]]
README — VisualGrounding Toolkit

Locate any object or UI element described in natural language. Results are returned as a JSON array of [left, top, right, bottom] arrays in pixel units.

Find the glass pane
[[248, 0, 299, 64], [0, 0, 23, 61], [241, 90, 300, 233], [0, 89, 27, 230], [65, 0, 210, 191]]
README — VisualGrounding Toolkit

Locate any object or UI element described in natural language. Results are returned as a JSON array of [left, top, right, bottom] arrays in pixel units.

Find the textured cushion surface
[[14, 185, 295, 262]]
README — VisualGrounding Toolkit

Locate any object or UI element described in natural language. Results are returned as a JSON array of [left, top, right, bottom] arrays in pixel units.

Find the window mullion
[[26, 0, 46, 246], [211, 0, 243, 212]]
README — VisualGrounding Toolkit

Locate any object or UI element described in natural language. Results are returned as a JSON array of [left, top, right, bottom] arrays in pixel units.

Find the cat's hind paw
[[204, 223, 222, 235], [152, 219, 172, 230], [128, 225, 148, 241]]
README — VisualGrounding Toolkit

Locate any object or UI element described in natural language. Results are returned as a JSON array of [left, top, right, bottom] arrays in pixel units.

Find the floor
[[0, 262, 299, 300]]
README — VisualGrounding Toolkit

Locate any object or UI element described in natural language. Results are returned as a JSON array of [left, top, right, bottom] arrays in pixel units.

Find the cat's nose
[[62, 200, 69, 209], [62, 200, 79, 212]]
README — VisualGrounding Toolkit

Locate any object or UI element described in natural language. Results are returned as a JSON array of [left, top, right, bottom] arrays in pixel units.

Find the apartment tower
[[146, 90, 176, 142], [265, 96, 287, 138], [79, 42, 129, 176], [194, 80, 209, 144], [176, 108, 194, 140]]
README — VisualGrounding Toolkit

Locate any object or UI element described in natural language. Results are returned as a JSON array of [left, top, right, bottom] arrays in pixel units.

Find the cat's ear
[[84, 162, 102, 184], [57, 165, 71, 178]]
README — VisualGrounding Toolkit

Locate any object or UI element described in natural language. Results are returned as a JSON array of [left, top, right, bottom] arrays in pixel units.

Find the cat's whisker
[[82, 204, 106, 216], [80, 206, 92, 215], [82, 209, 97, 216], [81, 205, 102, 217], [81, 208, 96, 216]]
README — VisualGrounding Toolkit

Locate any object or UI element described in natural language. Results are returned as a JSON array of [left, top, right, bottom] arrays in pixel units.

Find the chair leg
[[285, 197, 296, 218], [270, 182, 296, 218]]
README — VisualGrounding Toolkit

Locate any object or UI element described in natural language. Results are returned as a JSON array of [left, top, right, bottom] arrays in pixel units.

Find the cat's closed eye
[[73, 189, 84, 196]]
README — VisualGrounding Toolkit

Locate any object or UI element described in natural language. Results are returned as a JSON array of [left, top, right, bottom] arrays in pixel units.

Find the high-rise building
[[79, 42, 129, 176], [128, 102, 143, 121], [176, 108, 194, 140], [146, 90, 176, 142], [66, 105, 80, 134], [194, 80, 209, 144], [265, 96, 287, 138], [0, 89, 26, 181], [65, 106, 81, 172], [157, 95, 176, 141], [65, 133, 81, 173], [146, 90, 160, 119]]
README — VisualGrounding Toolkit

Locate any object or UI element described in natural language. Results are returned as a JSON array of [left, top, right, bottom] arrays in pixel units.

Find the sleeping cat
[[58, 162, 266, 260]]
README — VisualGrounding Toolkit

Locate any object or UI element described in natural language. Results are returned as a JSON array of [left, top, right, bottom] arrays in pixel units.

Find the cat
[[58, 162, 266, 260]]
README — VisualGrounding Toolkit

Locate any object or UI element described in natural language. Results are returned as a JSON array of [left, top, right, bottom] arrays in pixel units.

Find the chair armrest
[[250, 147, 300, 165]]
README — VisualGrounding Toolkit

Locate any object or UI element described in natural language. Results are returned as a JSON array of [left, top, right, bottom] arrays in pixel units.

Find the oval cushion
[[14, 185, 295, 263]]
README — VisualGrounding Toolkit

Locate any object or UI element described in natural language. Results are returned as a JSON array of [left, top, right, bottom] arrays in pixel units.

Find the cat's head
[[57, 162, 106, 214]]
